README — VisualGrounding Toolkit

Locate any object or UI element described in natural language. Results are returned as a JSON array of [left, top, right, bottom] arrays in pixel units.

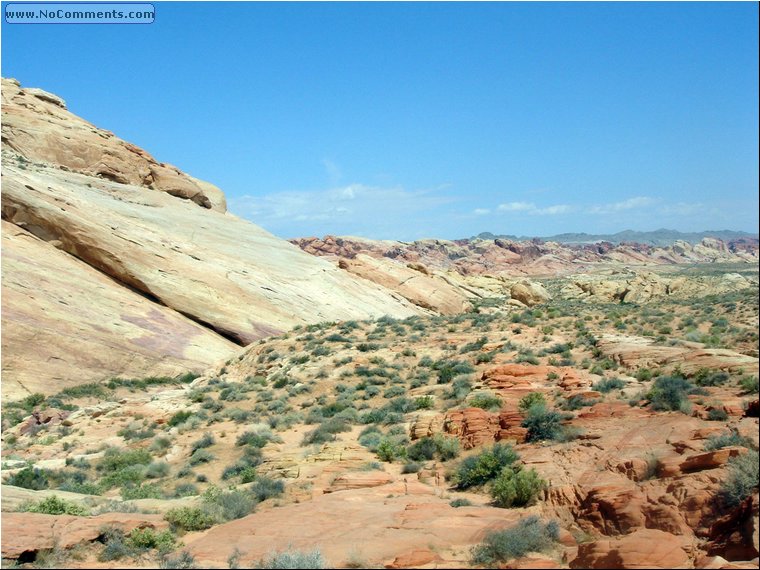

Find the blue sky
[[2, 2, 758, 240]]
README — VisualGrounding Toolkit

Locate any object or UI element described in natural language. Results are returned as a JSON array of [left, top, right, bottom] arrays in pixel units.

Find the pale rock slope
[[1, 78, 421, 398]]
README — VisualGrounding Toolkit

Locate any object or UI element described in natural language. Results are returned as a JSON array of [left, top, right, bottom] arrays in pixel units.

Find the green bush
[[159, 551, 197, 569], [301, 417, 352, 446], [706, 408, 729, 421], [739, 376, 759, 394], [189, 448, 215, 465], [23, 495, 89, 516], [646, 375, 705, 412], [407, 437, 437, 461], [250, 476, 285, 502], [693, 368, 729, 387], [449, 498, 472, 508], [705, 430, 754, 451], [202, 486, 256, 522], [719, 450, 759, 507], [128, 528, 176, 553], [376, 438, 407, 462], [401, 461, 422, 474], [452, 444, 519, 489], [167, 411, 194, 427], [518, 393, 546, 413], [635, 368, 653, 382], [521, 405, 565, 442], [165, 507, 216, 531], [5, 466, 50, 490], [433, 434, 461, 461], [190, 432, 215, 452], [98, 447, 152, 472], [469, 393, 503, 411], [255, 547, 325, 569], [593, 378, 625, 393], [121, 483, 163, 500], [471, 516, 559, 566], [490, 467, 546, 508]]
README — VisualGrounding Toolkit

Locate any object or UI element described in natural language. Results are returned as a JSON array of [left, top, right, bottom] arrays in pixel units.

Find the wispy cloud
[[588, 196, 657, 215], [228, 183, 457, 238], [473, 208, 491, 216], [497, 201, 575, 215]]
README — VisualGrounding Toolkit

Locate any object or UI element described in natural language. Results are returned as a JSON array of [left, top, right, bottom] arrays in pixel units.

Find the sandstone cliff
[[1, 78, 421, 398]]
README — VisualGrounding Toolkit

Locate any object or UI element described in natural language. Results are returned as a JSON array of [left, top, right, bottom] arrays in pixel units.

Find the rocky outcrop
[[292, 235, 758, 279], [1, 511, 169, 560], [510, 280, 552, 306], [2, 78, 226, 211], [1, 79, 423, 397], [570, 528, 692, 569], [596, 334, 759, 377], [336, 254, 472, 314]]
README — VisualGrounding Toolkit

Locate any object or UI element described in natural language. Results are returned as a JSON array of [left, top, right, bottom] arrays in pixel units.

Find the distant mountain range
[[472, 229, 759, 247]]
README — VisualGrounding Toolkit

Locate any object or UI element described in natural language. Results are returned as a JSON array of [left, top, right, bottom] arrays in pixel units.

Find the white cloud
[[588, 196, 657, 215], [498, 201, 535, 212], [473, 208, 491, 216], [228, 183, 456, 237], [535, 204, 574, 215], [497, 201, 574, 216]]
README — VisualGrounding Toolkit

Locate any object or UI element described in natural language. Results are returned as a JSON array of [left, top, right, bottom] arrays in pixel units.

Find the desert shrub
[[165, 507, 216, 531], [707, 408, 729, 421], [250, 476, 285, 502], [159, 551, 197, 569], [469, 392, 503, 411], [434, 360, 475, 384], [23, 495, 89, 516], [407, 437, 437, 461], [189, 448, 215, 465], [593, 378, 625, 393], [383, 386, 405, 398], [518, 393, 546, 413], [433, 434, 461, 461], [490, 467, 546, 508], [167, 411, 194, 427], [414, 396, 434, 410], [301, 417, 352, 446], [693, 368, 730, 387], [174, 483, 199, 497], [99, 527, 132, 561], [522, 405, 565, 442], [646, 375, 705, 412], [190, 432, 215, 452], [705, 430, 754, 451], [5, 466, 50, 490], [470, 516, 559, 566], [121, 483, 163, 500], [150, 436, 173, 454], [146, 461, 170, 479], [452, 444, 519, 489], [98, 447, 152, 472], [376, 438, 407, 462], [450, 498, 472, 507], [719, 450, 759, 507], [561, 394, 600, 411], [128, 527, 176, 553], [358, 425, 383, 451], [739, 376, 759, 394], [202, 486, 256, 521], [635, 368, 653, 382], [255, 547, 325, 569], [401, 461, 422, 474], [236, 431, 272, 448]]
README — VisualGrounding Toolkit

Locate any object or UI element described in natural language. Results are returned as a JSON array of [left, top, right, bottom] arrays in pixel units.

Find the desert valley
[[1, 78, 758, 570]]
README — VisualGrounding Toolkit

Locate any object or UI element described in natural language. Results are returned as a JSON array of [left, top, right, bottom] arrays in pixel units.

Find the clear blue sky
[[2, 2, 758, 240]]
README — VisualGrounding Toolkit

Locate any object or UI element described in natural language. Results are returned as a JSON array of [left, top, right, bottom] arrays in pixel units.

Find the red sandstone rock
[[570, 528, 691, 569]]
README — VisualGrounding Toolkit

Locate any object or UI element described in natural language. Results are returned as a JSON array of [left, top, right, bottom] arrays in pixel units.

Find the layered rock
[[1, 79, 423, 397]]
